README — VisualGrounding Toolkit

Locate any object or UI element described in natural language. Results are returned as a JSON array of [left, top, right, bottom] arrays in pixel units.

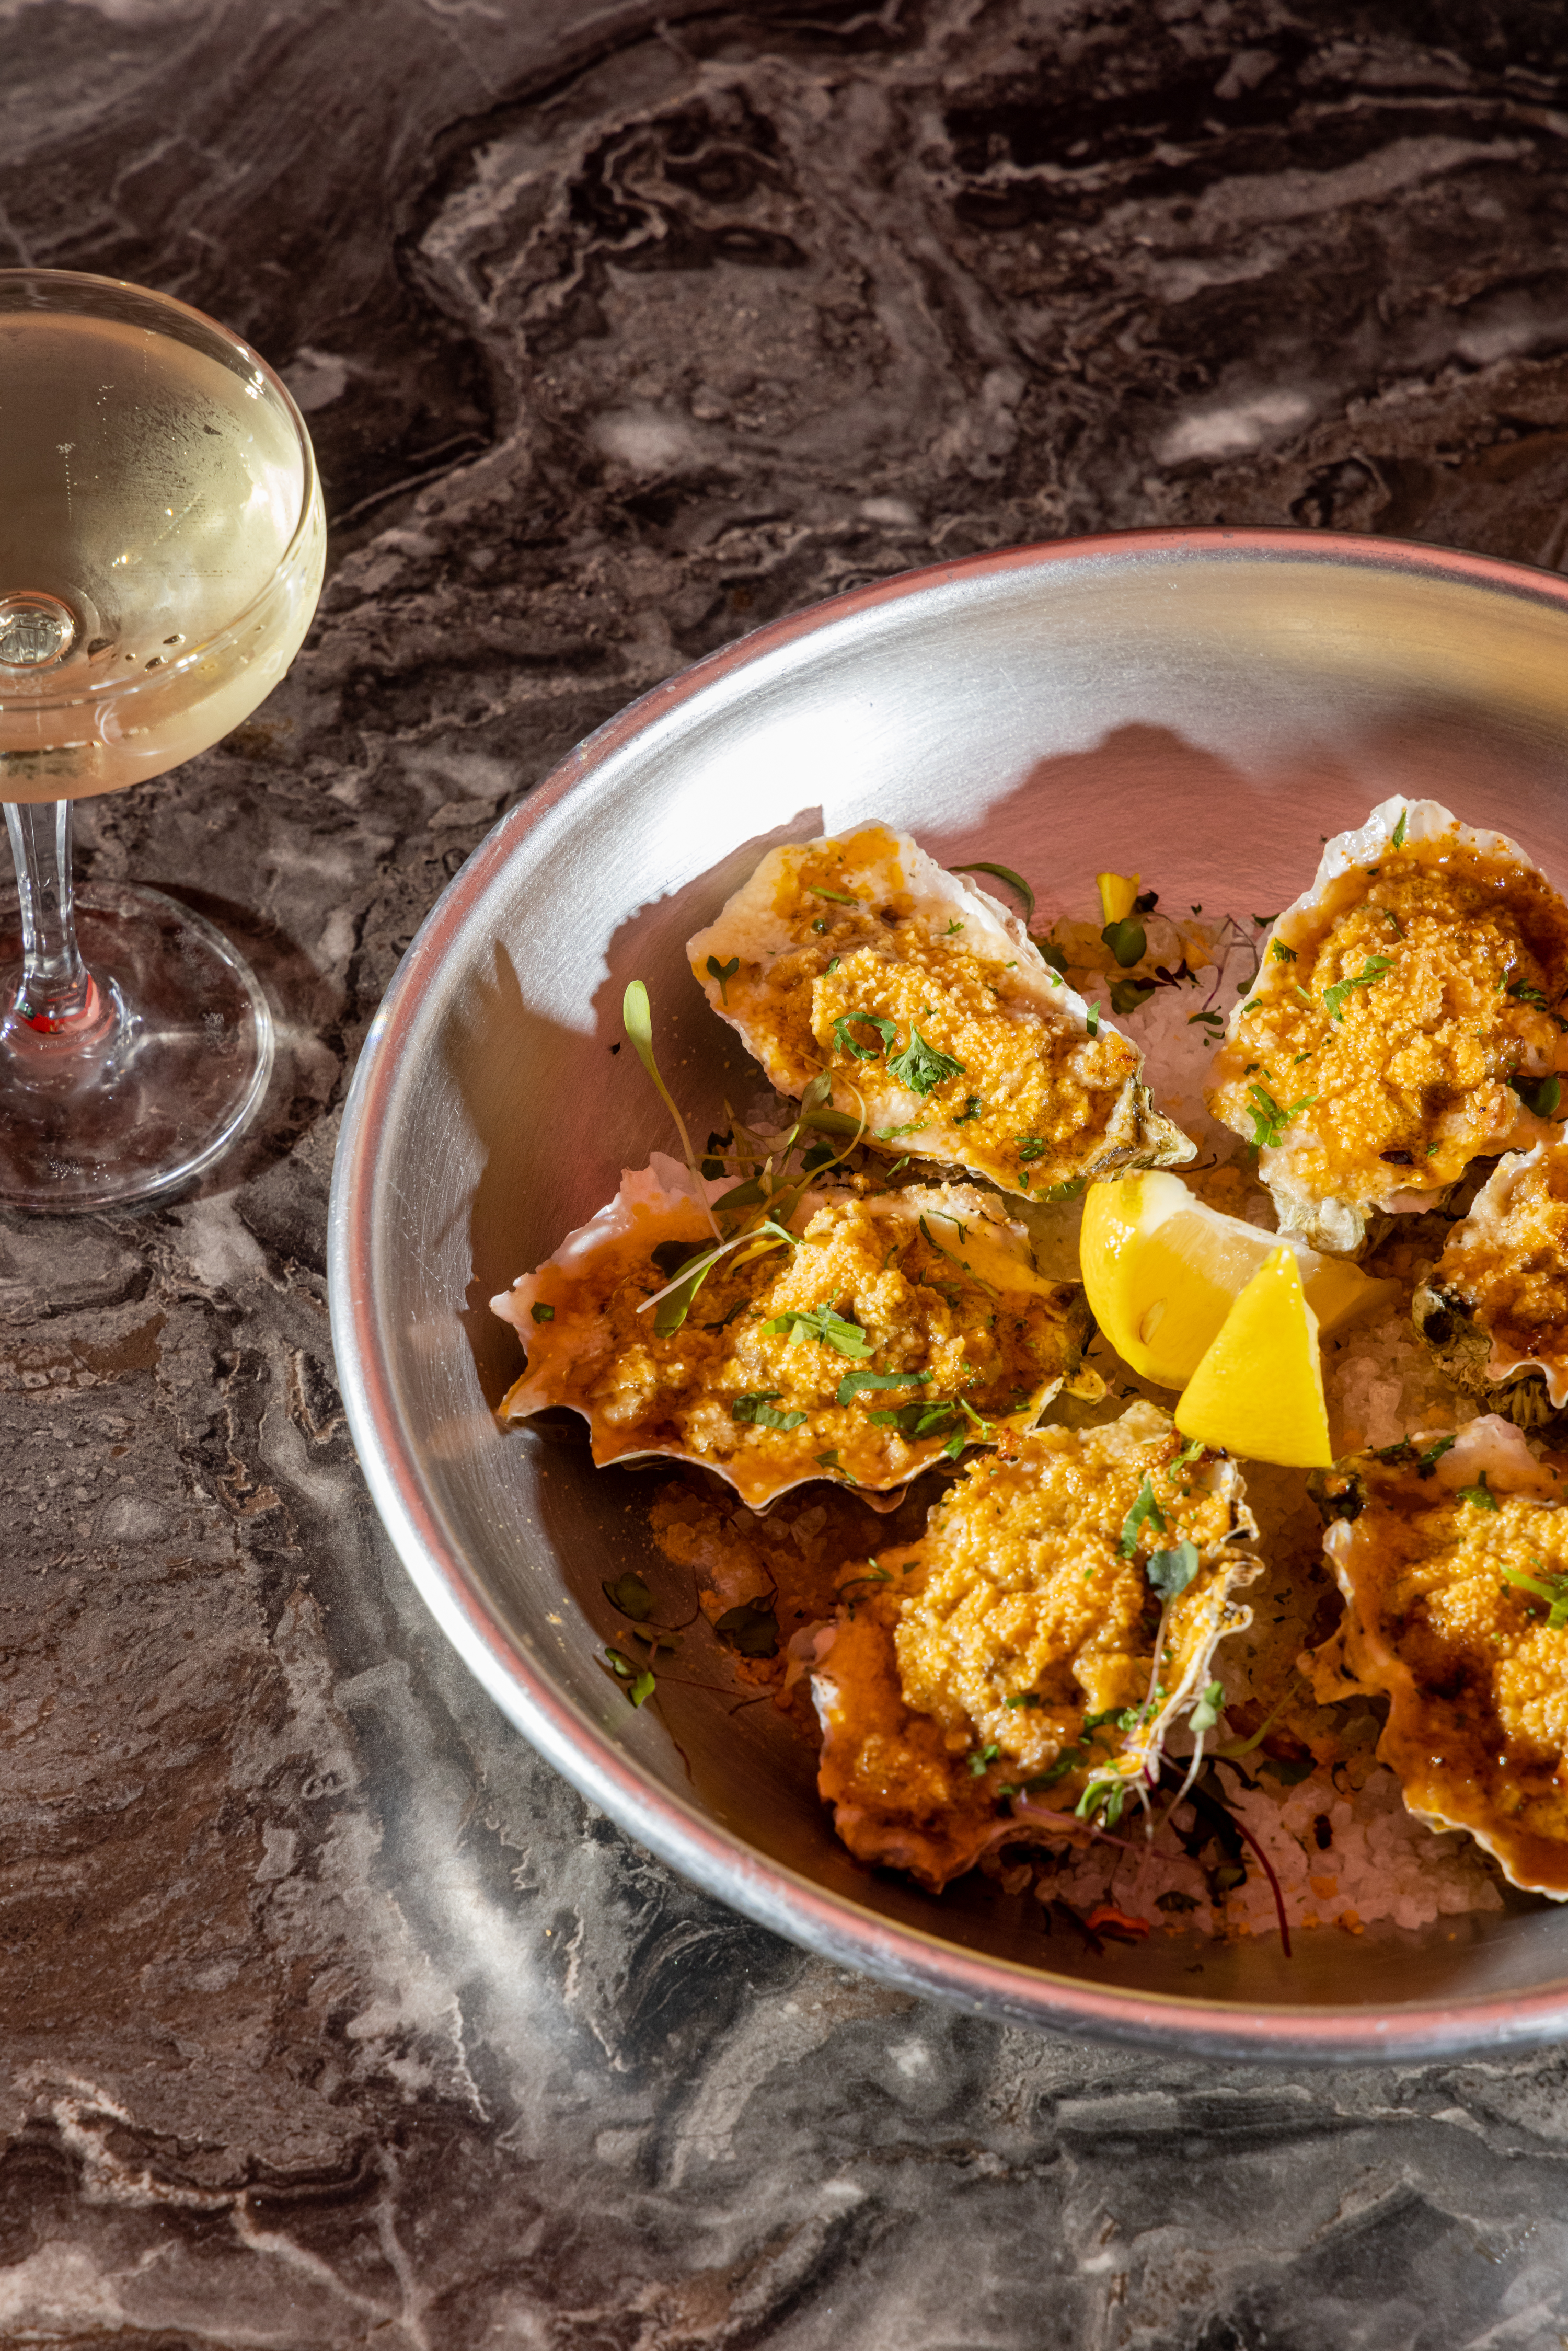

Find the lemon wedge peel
[[1096, 871, 1140, 925], [1174, 1244, 1334, 1470], [1079, 1170, 1393, 1392]]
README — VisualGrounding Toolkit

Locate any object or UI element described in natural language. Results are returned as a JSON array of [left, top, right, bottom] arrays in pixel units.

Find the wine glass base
[[0, 881, 274, 1213]]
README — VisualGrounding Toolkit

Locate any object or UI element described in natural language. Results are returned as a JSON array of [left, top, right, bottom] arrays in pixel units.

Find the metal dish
[[328, 526, 1568, 2060]]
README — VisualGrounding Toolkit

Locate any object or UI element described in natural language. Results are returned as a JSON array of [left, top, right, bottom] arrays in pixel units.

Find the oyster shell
[[1206, 797, 1568, 1254], [687, 822, 1194, 1198], [1413, 1140, 1568, 1428], [491, 1153, 1100, 1510], [1308, 1415, 1568, 1898], [810, 1400, 1260, 1889]]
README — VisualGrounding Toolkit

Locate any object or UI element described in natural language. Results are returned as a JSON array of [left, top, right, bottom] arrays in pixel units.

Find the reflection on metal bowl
[[328, 526, 1568, 2060]]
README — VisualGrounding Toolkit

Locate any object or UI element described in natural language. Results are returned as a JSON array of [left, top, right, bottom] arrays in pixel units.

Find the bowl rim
[[328, 523, 1568, 2060]]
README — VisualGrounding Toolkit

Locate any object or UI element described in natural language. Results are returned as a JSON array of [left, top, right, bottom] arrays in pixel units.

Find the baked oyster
[[492, 1155, 1100, 1509], [1414, 1140, 1568, 1428], [1207, 797, 1568, 1255], [1309, 1415, 1568, 1897], [687, 822, 1194, 1197], [810, 1400, 1261, 1888]]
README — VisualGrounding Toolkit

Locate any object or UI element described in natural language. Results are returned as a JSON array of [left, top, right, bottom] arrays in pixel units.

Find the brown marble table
[[5, 2, 1568, 2341]]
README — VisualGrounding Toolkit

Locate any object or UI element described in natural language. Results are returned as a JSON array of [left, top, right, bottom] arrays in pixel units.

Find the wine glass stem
[[4, 799, 98, 1030]]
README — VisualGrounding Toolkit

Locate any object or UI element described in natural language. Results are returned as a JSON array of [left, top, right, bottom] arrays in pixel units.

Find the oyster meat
[[687, 822, 1193, 1197], [1414, 1140, 1568, 1427], [1207, 797, 1568, 1254], [810, 1400, 1260, 1888], [1309, 1414, 1568, 1897], [492, 1154, 1099, 1509]]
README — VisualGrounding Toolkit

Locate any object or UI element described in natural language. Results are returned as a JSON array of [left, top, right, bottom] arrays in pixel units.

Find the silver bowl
[[329, 526, 1568, 2060]]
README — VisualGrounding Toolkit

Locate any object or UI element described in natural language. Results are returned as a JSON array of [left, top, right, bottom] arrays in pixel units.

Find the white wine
[[0, 306, 324, 802]]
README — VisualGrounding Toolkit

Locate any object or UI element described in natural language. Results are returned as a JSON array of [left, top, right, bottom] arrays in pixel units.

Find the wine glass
[[0, 269, 326, 1211]]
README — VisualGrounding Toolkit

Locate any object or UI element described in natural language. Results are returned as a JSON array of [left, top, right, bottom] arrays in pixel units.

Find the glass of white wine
[[0, 269, 326, 1211]]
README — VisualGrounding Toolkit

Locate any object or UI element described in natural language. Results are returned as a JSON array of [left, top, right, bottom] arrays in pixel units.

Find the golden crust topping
[[688, 823, 1192, 1194], [812, 1402, 1258, 1888], [1207, 801, 1568, 1244], [494, 1165, 1093, 1507], [1311, 1424, 1568, 1896]]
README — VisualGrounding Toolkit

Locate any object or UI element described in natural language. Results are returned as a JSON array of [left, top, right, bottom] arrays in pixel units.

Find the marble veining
[[5, 0, 1568, 2340]]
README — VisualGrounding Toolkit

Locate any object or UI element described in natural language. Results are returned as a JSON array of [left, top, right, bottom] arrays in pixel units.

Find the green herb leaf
[[1119, 1474, 1168, 1558], [623, 981, 712, 1212], [530, 1301, 555, 1324], [1507, 976, 1549, 1009], [1458, 1472, 1499, 1511], [1189, 1678, 1226, 1734], [1146, 1536, 1201, 1599], [1005, 1691, 1043, 1710], [714, 1600, 781, 1657], [1101, 917, 1147, 968], [887, 1029, 965, 1096], [706, 953, 740, 1005], [1391, 807, 1408, 848], [604, 1647, 656, 1706], [1110, 976, 1158, 1015], [811, 885, 860, 905], [1085, 1004, 1100, 1038], [952, 1093, 983, 1124], [832, 1010, 898, 1062], [731, 1390, 809, 1431], [951, 861, 1035, 924], [1323, 955, 1393, 1022], [967, 1742, 1001, 1777], [1511, 1072, 1563, 1120], [1246, 1082, 1317, 1150], [837, 1365, 932, 1406], [1017, 1137, 1047, 1162], [764, 1304, 875, 1358], [1270, 941, 1297, 964], [603, 1574, 655, 1622], [1039, 1176, 1087, 1204]]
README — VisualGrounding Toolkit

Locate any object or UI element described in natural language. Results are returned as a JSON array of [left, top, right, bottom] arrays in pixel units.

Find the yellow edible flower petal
[[1097, 872, 1140, 926]]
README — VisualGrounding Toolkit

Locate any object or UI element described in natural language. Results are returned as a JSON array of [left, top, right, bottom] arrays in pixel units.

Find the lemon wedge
[[1175, 1245, 1333, 1468], [1079, 1169, 1392, 1390]]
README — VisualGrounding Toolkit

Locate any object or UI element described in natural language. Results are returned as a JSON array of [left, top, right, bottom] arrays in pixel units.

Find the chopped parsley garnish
[[1458, 1472, 1498, 1511], [944, 919, 964, 935], [1501, 1562, 1568, 1628], [1145, 1536, 1201, 1599], [968, 1742, 1001, 1777], [836, 1365, 932, 1406], [1085, 1004, 1100, 1037], [1391, 807, 1408, 848], [1508, 977, 1549, 1008], [811, 884, 860, 905], [1241, 998, 1262, 1015], [1323, 954, 1393, 1022], [1246, 1082, 1316, 1150], [1016, 1137, 1048, 1162], [731, 1390, 809, 1431], [1270, 941, 1297, 964], [763, 1304, 875, 1358], [705, 953, 740, 1004], [953, 1094, 983, 1124], [832, 1010, 898, 1062], [1005, 1691, 1043, 1710], [1119, 1474, 1167, 1558], [887, 1029, 965, 1095], [531, 1301, 555, 1324], [824, 955, 840, 975]]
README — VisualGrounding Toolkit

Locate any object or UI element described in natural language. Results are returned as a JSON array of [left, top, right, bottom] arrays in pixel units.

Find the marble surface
[[7, 0, 1568, 2340]]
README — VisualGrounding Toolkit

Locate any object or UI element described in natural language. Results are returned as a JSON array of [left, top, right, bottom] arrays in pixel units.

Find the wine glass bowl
[[0, 269, 326, 1210]]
